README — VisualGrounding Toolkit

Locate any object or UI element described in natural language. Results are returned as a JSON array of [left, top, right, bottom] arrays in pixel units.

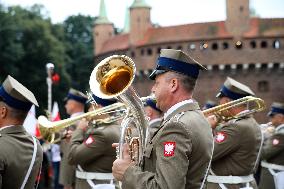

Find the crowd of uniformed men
[[0, 49, 283, 189]]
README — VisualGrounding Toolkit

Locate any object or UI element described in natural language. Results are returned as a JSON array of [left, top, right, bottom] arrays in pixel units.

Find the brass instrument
[[203, 96, 265, 122], [38, 102, 123, 143], [38, 95, 153, 143], [89, 55, 149, 167]]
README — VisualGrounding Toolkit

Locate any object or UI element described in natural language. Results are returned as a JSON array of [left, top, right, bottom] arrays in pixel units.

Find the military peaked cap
[[89, 94, 117, 107], [65, 88, 88, 104], [216, 77, 255, 100], [0, 75, 38, 111], [268, 102, 284, 116], [203, 100, 217, 110], [144, 99, 162, 113], [149, 49, 206, 80]]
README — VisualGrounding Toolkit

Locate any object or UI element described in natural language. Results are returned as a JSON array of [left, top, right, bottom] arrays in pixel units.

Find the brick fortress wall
[[95, 36, 284, 123]]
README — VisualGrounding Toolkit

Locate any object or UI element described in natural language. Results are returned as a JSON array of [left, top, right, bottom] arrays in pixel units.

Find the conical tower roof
[[95, 0, 112, 24], [130, 0, 151, 9]]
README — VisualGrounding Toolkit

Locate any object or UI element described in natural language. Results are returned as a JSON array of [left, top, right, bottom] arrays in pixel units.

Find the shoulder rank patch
[[84, 136, 95, 146], [215, 132, 227, 143], [272, 138, 279, 145], [163, 141, 176, 157]]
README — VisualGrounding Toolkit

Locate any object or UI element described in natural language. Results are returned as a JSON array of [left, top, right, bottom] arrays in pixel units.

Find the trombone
[[203, 96, 265, 122]]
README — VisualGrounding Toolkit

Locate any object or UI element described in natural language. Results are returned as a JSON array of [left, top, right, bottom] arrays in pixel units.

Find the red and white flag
[[23, 105, 37, 136], [51, 101, 61, 121]]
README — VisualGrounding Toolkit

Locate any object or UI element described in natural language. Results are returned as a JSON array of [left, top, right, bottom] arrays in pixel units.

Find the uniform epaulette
[[276, 126, 284, 134], [228, 118, 238, 124], [172, 112, 185, 122]]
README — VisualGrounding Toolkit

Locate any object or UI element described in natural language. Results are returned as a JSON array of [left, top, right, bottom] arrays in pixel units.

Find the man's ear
[[170, 78, 178, 93], [0, 105, 7, 119]]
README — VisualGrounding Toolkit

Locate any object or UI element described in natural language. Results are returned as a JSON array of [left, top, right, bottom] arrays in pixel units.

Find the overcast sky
[[1, 0, 284, 29]]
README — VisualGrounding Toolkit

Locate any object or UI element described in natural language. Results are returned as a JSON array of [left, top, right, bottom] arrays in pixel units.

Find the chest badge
[[84, 136, 95, 146], [215, 132, 227, 143], [163, 141, 176, 157]]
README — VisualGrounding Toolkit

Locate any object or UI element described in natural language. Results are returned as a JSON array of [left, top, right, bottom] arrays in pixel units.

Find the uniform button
[[149, 141, 152, 144]]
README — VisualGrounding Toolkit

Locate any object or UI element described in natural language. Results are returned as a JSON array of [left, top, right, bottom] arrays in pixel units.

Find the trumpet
[[38, 95, 153, 143], [203, 96, 265, 122]]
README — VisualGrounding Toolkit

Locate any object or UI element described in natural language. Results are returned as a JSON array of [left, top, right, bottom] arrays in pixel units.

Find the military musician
[[206, 77, 262, 189], [259, 102, 284, 189], [68, 94, 120, 189], [0, 75, 43, 188], [143, 98, 163, 143], [112, 49, 214, 189], [59, 88, 88, 189]]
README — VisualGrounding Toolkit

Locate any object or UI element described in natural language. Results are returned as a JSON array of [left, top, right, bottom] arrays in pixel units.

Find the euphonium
[[203, 96, 265, 122], [89, 55, 149, 167]]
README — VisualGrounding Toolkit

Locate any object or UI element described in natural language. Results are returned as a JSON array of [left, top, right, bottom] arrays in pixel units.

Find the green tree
[[0, 4, 70, 115], [63, 14, 95, 92]]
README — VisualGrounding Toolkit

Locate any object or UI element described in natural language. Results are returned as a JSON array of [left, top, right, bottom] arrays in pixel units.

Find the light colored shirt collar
[[149, 118, 162, 127], [71, 111, 84, 118], [164, 99, 194, 120], [276, 124, 284, 133], [236, 109, 250, 116], [0, 125, 15, 131]]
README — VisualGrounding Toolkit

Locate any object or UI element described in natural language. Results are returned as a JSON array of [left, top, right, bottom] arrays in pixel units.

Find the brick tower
[[93, 0, 114, 55], [226, 0, 250, 36], [129, 0, 152, 45]]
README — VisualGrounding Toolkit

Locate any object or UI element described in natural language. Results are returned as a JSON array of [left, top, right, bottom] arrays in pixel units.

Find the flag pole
[[46, 63, 54, 121]]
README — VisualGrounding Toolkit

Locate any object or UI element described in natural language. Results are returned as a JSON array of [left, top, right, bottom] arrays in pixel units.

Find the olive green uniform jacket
[[59, 138, 76, 187], [146, 118, 162, 143], [122, 101, 214, 189], [259, 124, 284, 189], [0, 125, 43, 189], [68, 122, 120, 189], [59, 112, 83, 187], [206, 116, 262, 189]]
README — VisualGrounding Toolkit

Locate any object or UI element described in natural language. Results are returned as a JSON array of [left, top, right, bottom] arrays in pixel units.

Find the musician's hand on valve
[[207, 115, 219, 129], [65, 130, 73, 140], [112, 143, 135, 181], [78, 118, 88, 131]]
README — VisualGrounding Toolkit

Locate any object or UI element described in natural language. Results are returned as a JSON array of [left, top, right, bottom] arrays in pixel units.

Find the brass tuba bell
[[89, 55, 150, 166]]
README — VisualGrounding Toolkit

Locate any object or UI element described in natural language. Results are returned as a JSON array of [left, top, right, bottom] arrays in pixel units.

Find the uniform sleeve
[[213, 124, 240, 161], [68, 128, 106, 165], [261, 133, 284, 160], [122, 122, 191, 189], [0, 147, 5, 189], [0, 159, 3, 189]]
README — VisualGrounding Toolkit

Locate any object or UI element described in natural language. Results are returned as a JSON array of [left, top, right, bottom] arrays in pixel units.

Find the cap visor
[[267, 111, 275, 117], [149, 69, 167, 80], [216, 92, 221, 98]]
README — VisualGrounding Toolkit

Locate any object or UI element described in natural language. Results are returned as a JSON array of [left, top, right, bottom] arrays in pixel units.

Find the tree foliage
[[63, 15, 94, 92], [0, 3, 95, 117]]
